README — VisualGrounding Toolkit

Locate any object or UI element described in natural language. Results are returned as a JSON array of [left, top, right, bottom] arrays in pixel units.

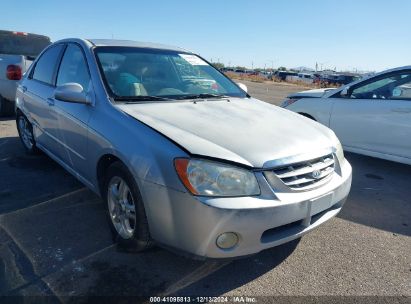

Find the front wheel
[[16, 113, 39, 154], [103, 161, 153, 252]]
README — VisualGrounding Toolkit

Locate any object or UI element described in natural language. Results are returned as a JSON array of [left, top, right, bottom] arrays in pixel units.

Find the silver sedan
[[15, 39, 352, 258]]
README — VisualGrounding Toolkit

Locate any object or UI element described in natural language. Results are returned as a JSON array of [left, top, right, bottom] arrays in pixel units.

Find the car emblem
[[311, 169, 322, 179]]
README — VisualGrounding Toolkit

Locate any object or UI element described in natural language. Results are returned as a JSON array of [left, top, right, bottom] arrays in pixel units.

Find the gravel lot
[[240, 80, 311, 105], [0, 81, 410, 302]]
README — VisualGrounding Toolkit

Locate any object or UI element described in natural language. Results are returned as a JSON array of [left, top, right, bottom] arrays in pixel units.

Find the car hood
[[117, 98, 335, 168], [289, 88, 337, 98]]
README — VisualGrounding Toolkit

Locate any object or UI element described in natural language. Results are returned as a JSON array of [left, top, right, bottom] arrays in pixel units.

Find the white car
[[0, 30, 50, 115], [282, 66, 411, 165]]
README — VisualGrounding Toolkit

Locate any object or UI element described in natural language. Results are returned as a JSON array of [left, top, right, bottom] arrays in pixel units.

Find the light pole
[[318, 62, 329, 72], [267, 60, 275, 71]]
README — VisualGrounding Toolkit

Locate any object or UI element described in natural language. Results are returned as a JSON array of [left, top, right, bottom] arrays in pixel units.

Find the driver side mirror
[[340, 86, 350, 98], [236, 82, 248, 93], [54, 83, 90, 104]]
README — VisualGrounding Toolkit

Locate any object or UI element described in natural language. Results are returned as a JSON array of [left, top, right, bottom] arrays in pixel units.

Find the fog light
[[216, 232, 239, 249]]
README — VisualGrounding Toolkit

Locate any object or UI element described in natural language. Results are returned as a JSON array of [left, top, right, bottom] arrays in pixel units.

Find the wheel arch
[[15, 107, 23, 116], [96, 153, 122, 196]]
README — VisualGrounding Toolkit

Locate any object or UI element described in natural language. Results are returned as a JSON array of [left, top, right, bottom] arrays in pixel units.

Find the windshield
[[0, 31, 51, 57], [94, 47, 247, 100]]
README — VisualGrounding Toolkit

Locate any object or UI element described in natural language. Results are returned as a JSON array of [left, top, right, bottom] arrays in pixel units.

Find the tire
[[103, 161, 153, 252], [16, 113, 40, 154]]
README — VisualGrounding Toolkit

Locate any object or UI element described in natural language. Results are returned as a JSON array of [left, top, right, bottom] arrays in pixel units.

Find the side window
[[351, 72, 411, 100], [57, 44, 90, 91], [32, 44, 64, 85]]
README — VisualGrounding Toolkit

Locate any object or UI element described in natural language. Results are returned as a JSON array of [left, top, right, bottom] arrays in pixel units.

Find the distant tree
[[235, 66, 247, 70], [211, 62, 225, 69], [278, 66, 287, 71]]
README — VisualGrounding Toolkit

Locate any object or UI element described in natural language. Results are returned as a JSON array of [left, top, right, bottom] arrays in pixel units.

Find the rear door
[[53, 43, 93, 180], [330, 70, 411, 160], [23, 44, 66, 155]]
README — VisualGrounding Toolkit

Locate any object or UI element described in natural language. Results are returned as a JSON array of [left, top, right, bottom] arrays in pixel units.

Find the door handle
[[47, 98, 55, 106], [391, 108, 411, 113]]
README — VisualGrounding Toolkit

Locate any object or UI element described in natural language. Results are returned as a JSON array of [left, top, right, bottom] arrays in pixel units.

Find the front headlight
[[330, 131, 345, 164], [174, 158, 260, 197], [281, 98, 300, 108]]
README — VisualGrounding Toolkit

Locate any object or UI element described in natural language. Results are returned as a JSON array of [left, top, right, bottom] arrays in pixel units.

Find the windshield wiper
[[114, 93, 230, 102], [114, 96, 172, 102], [174, 93, 230, 100]]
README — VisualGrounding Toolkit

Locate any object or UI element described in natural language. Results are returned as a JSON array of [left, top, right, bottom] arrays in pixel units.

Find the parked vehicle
[[16, 39, 352, 258], [282, 66, 411, 165], [287, 73, 314, 84], [271, 70, 298, 81], [221, 67, 234, 72], [317, 73, 361, 86], [258, 71, 272, 78], [246, 70, 259, 76], [0, 30, 50, 115]]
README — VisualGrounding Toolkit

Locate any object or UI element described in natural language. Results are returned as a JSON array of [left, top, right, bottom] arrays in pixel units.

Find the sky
[[2, 0, 410, 72]]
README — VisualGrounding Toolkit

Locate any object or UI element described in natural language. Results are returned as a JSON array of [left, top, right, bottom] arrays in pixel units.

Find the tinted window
[[57, 44, 90, 91], [351, 72, 411, 100], [32, 44, 64, 85]]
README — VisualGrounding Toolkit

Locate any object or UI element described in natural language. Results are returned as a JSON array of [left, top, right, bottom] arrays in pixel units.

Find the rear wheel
[[103, 161, 153, 252], [16, 113, 39, 154]]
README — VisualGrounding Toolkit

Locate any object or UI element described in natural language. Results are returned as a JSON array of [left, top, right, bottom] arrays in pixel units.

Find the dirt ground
[[235, 80, 309, 105]]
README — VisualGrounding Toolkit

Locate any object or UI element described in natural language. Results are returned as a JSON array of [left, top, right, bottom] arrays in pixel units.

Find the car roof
[[86, 39, 188, 52]]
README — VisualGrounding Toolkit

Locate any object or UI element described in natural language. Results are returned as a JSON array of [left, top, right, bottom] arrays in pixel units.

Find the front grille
[[270, 153, 335, 190]]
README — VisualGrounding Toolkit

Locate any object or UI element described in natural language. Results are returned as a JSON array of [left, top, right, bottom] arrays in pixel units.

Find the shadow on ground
[[338, 152, 411, 236], [0, 136, 82, 214], [0, 184, 299, 298]]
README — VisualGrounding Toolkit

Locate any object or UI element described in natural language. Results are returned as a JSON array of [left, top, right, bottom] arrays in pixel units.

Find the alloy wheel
[[107, 176, 137, 239], [18, 116, 34, 150]]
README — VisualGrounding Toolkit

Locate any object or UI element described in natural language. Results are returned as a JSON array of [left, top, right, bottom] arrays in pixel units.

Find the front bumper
[[142, 159, 352, 259]]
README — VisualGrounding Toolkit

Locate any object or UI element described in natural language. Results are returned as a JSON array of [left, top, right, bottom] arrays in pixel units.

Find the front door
[[53, 43, 93, 181]]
